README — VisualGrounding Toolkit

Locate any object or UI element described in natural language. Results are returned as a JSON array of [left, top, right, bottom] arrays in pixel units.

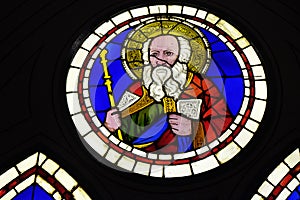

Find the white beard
[[142, 62, 188, 102]]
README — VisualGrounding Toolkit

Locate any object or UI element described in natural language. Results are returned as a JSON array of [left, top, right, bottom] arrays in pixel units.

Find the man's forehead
[[150, 35, 179, 50]]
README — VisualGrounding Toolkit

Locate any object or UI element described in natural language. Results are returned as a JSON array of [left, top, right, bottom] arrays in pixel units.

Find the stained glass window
[[66, 4, 267, 177], [0, 152, 91, 200], [251, 148, 300, 200]]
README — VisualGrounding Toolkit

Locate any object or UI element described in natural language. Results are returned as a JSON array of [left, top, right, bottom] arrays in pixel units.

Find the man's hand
[[168, 114, 192, 136], [104, 108, 121, 132]]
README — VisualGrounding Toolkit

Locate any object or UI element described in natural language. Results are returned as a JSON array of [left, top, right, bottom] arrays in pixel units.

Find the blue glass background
[[288, 185, 300, 200], [89, 26, 244, 123], [13, 184, 54, 200]]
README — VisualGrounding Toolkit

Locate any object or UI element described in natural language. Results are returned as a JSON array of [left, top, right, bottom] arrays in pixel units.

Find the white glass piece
[[287, 178, 299, 191], [251, 194, 264, 200], [84, 132, 109, 156], [165, 164, 192, 178], [243, 46, 261, 65], [81, 34, 100, 51], [53, 192, 62, 200], [196, 9, 207, 19], [276, 188, 291, 200], [95, 20, 114, 36], [66, 68, 80, 92], [42, 159, 59, 175], [173, 151, 196, 160], [150, 165, 163, 177], [73, 187, 92, 200], [133, 162, 151, 176], [105, 149, 122, 164], [233, 50, 247, 69], [66, 93, 81, 115], [149, 5, 167, 14], [245, 119, 259, 133], [38, 153, 47, 166], [16, 152, 38, 173], [239, 97, 249, 114], [267, 163, 289, 185], [250, 100, 266, 122], [71, 48, 88, 68], [258, 181, 273, 198], [109, 135, 120, 145], [168, 5, 182, 14], [36, 175, 55, 193], [112, 11, 131, 24], [130, 7, 148, 18], [182, 6, 197, 16], [15, 175, 35, 192], [252, 65, 266, 80], [191, 155, 219, 174], [218, 129, 233, 142], [72, 113, 92, 136], [196, 145, 209, 155], [284, 149, 299, 168], [0, 190, 16, 200], [99, 126, 111, 137], [158, 154, 172, 160], [132, 148, 147, 157], [234, 129, 254, 148], [255, 81, 268, 100], [119, 142, 132, 151], [55, 168, 78, 191], [216, 142, 241, 164], [117, 156, 136, 171]]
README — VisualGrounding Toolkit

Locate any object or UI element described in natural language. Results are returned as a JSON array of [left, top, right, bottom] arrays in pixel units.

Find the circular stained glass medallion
[[66, 5, 267, 177]]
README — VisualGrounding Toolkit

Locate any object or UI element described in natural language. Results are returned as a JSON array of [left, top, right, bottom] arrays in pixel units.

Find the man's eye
[[150, 52, 158, 57], [165, 51, 174, 56]]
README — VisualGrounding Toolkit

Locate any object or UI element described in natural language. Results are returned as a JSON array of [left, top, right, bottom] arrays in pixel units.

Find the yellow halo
[[121, 18, 211, 80]]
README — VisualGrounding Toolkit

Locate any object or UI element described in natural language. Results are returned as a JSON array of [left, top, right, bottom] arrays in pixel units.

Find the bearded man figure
[[104, 34, 233, 153]]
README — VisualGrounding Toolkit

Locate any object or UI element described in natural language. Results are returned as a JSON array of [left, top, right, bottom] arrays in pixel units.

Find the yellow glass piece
[[236, 37, 250, 48], [15, 175, 35, 192], [206, 13, 220, 24], [216, 20, 242, 40], [73, 187, 92, 200], [0, 167, 18, 188], [36, 175, 55, 194], [16, 152, 38, 173], [42, 159, 60, 175], [55, 169, 78, 191], [216, 142, 241, 164]]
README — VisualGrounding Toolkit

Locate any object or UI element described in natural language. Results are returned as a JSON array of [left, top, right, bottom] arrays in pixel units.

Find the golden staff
[[99, 49, 123, 141]]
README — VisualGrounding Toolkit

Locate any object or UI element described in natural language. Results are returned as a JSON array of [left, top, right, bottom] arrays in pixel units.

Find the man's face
[[149, 35, 179, 67]]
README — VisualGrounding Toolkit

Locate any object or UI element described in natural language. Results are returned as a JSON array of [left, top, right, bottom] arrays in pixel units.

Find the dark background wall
[[0, 0, 299, 199]]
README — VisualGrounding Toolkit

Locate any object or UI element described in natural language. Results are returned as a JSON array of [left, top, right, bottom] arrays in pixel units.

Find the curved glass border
[[66, 5, 267, 177]]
